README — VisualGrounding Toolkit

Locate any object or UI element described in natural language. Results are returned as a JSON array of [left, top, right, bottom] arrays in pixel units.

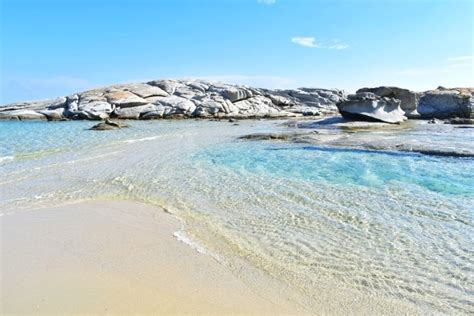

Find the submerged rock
[[336, 92, 407, 124], [90, 119, 129, 130], [239, 133, 292, 141], [241, 117, 474, 158]]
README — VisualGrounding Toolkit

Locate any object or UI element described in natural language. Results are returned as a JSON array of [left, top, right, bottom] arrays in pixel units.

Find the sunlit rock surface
[[0, 79, 346, 120]]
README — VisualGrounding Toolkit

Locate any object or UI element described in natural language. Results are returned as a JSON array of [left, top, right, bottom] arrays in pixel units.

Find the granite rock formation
[[357, 86, 420, 118], [0, 79, 346, 121], [336, 92, 407, 124], [417, 87, 474, 119]]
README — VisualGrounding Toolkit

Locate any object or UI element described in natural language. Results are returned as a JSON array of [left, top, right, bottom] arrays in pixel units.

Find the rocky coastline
[[1, 79, 472, 123], [0, 79, 346, 121]]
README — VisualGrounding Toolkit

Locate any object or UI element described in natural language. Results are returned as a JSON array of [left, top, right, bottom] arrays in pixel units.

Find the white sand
[[1, 200, 420, 315], [1, 200, 303, 315]]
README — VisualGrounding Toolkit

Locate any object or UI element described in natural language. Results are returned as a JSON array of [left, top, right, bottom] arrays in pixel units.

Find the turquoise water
[[1, 120, 473, 313], [201, 142, 474, 196]]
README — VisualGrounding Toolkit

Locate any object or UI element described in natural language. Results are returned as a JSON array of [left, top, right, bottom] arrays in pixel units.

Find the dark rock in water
[[336, 92, 407, 124], [427, 118, 443, 124], [418, 88, 474, 119], [90, 119, 129, 130], [445, 117, 474, 125], [239, 133, 291, 141], [357, 86, 421, 118], [228, 118, 238, 123]]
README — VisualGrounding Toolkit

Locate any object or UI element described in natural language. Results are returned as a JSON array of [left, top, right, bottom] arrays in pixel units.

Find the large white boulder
[[337, 92, 407, 124], [418, 88, 473, 119]]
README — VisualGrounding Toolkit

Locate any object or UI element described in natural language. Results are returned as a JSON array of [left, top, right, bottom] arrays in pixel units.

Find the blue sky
[[1, 0, 473, 103]]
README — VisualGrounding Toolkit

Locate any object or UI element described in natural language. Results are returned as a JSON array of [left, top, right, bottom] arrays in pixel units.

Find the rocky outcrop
[[0, 79, 346, 120], [240, 118, 474, 157], [418, 87, 474, 119], [445, 117, 474, 125], [336, 92, 407, 124], [357, 86, 420, 118]]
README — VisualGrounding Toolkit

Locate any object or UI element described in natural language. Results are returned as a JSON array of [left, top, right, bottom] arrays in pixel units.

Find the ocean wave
[[0, 156, 14, 163]]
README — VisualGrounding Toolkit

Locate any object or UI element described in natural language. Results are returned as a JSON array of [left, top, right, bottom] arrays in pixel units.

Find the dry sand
[[1, 200, 304, 315]]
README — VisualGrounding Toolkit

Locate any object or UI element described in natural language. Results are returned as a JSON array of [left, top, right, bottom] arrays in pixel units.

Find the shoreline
[[1, 200, 306, 315], [1, 199, 422, 315]]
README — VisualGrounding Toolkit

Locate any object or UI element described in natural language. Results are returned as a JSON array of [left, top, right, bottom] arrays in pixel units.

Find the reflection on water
[[1, 120, 473, 314]]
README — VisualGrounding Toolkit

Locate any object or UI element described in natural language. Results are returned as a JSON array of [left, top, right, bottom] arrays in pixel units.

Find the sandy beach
[[1, 200, 305, 315]]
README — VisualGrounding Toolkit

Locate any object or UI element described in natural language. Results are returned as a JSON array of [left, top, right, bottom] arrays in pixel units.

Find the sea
[[1, 119, 473, 314]]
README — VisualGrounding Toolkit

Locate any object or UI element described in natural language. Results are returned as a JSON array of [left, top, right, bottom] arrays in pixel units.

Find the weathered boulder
[[0, 109, 47, 120], [105, 90, 149, 107], [114, 104, 156, 119], [233, 96, 280, 116], [152, 96, 196, 116], [418, 88, 473, 119], [357, 86, 420, 118], [40, 108, 65, 120], [62, 91, 113, 120], [0, 97, 67, 113], [209, 86, 253, 102], [263, 88, 345, 115], [114, 83, 168, 98], [147, 79, 184, 95], [337, 92, 407, 124]]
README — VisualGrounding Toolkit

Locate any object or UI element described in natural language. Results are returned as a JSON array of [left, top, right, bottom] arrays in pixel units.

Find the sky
[[0, 0, 473, 103]]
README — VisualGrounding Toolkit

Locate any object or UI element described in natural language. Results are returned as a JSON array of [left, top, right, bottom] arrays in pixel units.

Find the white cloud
[[291, 37, 349, 50], [291, 37, 319, 48], [258, 0, 276, 4], [326, 39, 350, 50]]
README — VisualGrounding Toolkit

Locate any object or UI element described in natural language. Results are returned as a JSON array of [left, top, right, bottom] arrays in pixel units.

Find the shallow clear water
[[1, 120, 473, 313]]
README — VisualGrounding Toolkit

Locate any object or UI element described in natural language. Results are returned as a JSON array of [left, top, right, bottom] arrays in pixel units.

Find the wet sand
[[1, 200, 303, 315]]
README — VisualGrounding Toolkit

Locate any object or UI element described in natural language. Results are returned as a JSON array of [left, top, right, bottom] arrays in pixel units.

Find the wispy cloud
[[326, 39, 350, 50], [291, 37, 318, 48], [258, 0, 276, 4], [291, 37, 349, 50]]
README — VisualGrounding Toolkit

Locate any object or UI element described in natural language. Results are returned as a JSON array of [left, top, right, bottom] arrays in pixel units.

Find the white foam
[[173, 229, 208, 255], [0, 156, 14, 163], [123, 135, 162, 143]]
